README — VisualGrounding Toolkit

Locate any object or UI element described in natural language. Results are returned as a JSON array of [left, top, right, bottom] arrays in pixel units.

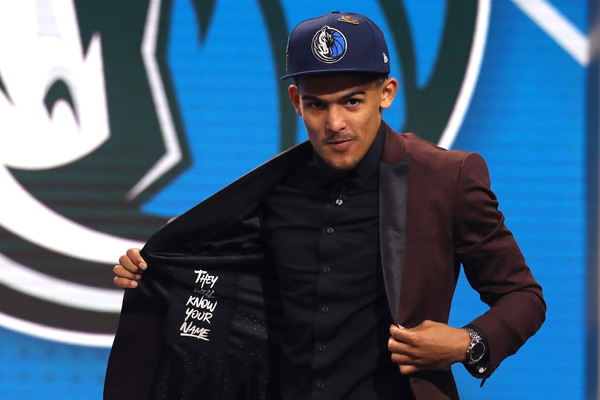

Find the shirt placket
[[311, 181, 346, 396]]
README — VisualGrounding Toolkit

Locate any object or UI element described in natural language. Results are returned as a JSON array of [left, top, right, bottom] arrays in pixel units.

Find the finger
[[399, 364, 420, 375], [389, 338, 417, 359], [126, 248, 147, 270], [388, 336, 403, 352], [388, 337, 416, 361], [113, 264, 141, 281], [113, 276, 138, 289], [390, 349, 420, 375], [390, 351, 413, 364], [389, 324, 407, 333], [391, 349, 424, 374], [389, 324, 413, 343], [118, 255, 140, 274]]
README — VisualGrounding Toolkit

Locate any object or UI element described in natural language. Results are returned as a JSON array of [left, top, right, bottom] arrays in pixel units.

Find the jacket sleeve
[[452, 152, 546, 379]]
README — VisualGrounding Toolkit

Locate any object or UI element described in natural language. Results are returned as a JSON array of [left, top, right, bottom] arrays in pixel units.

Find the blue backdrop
[[0, 0, 589, 398]]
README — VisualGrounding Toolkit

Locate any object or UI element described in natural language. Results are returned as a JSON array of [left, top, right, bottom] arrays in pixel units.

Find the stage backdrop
[[0, 0, 590, 399]]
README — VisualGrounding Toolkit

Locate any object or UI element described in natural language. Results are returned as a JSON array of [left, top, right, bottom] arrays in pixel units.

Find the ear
[[288, 85, 303, 116], [380, 78, 398, 110]]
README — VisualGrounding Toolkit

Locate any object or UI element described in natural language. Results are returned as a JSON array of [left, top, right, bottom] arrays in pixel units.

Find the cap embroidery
[[338, 16, 359, 25], [311, 26, 347, 64], [383, 52, 388, 63]]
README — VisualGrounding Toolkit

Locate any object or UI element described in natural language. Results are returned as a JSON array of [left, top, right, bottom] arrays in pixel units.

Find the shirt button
[[326, 227, 334, 234], [322, 265, 331, 273], [318, 344, 327, 352], [321, 306, 330, 313], [316, 381, 326, 389]]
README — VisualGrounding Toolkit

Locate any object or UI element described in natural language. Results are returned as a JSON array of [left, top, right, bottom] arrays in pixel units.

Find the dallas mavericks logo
[[311, 26, 347, 64], [0, 0, 189, 346], [0, 0, 487, 346]]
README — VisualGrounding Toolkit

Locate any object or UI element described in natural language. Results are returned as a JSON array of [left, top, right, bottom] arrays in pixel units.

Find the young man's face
[[289, 74, 397, 171]]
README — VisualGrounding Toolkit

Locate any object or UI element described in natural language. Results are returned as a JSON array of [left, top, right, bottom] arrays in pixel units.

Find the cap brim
[[280, 68, 389, 80]]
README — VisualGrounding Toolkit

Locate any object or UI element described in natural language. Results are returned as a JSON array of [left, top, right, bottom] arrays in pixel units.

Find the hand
[[113, 248, 147, 288], [388, 320, 470, 375]]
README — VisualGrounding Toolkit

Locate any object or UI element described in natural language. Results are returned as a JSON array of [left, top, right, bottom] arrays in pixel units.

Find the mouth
[[325, 137, 355, 151]]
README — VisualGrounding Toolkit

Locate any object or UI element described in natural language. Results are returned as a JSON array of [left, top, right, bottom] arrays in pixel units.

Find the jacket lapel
[[379, 157, 410, 324], [379, 123, 411, 324]]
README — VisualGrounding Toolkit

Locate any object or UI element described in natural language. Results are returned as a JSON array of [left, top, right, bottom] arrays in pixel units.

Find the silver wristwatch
[[464, 327, 486, 365]]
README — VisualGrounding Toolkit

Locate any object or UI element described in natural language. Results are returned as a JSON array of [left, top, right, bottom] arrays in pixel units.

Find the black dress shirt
[[262, 123, 413, 399]]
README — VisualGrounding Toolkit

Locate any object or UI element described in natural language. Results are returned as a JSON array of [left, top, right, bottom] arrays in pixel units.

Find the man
[[106, 11, 545, 400]]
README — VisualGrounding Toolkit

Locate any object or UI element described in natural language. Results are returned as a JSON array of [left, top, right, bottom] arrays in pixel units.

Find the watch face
[[471, 342, 486, 362]]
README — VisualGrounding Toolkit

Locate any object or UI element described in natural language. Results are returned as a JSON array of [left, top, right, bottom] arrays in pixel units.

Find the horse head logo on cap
[[311, 26, 347, 64]]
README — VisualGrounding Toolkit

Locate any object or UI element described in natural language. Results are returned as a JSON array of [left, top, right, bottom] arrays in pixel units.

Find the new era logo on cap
[[282, 11, 391, 79]]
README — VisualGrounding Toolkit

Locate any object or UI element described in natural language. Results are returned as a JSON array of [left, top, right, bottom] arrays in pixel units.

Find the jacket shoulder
[[383, 125, 471, 169]]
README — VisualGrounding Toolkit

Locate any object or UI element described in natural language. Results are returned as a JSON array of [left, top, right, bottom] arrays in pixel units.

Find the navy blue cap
[[281, 11, 390, 80]]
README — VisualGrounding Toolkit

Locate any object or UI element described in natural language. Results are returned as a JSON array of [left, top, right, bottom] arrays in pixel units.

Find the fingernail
[[139, 262, 147, 270], [135, 274, 142, 281], [131, 281, 138, 288], [397, 324, 405, 329]]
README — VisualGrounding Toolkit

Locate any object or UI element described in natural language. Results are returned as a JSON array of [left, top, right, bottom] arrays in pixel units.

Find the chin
[[325, 159, 360, 172]]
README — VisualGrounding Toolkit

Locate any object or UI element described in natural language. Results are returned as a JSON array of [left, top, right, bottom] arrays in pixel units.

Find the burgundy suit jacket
[[105, 123, 545, 399]]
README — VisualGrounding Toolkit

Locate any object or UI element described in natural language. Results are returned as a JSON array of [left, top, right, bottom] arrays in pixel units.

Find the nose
[[326, 106, 346, 133]]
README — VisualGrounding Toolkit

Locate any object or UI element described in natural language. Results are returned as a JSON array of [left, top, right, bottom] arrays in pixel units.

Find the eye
[[308, 100, 327, 109], [44, 79, 78, 122], [346, 98, 360, 106]]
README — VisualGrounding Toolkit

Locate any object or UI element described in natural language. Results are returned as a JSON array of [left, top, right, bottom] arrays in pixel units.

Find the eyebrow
[[301, 90, 367, 103]]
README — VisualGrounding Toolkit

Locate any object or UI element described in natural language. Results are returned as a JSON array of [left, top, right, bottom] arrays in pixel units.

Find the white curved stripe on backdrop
[[0, 311, 115, 347], [438, 0, 490, 150], [0, 252, 124, 312], [0, 165, 144, 264]]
